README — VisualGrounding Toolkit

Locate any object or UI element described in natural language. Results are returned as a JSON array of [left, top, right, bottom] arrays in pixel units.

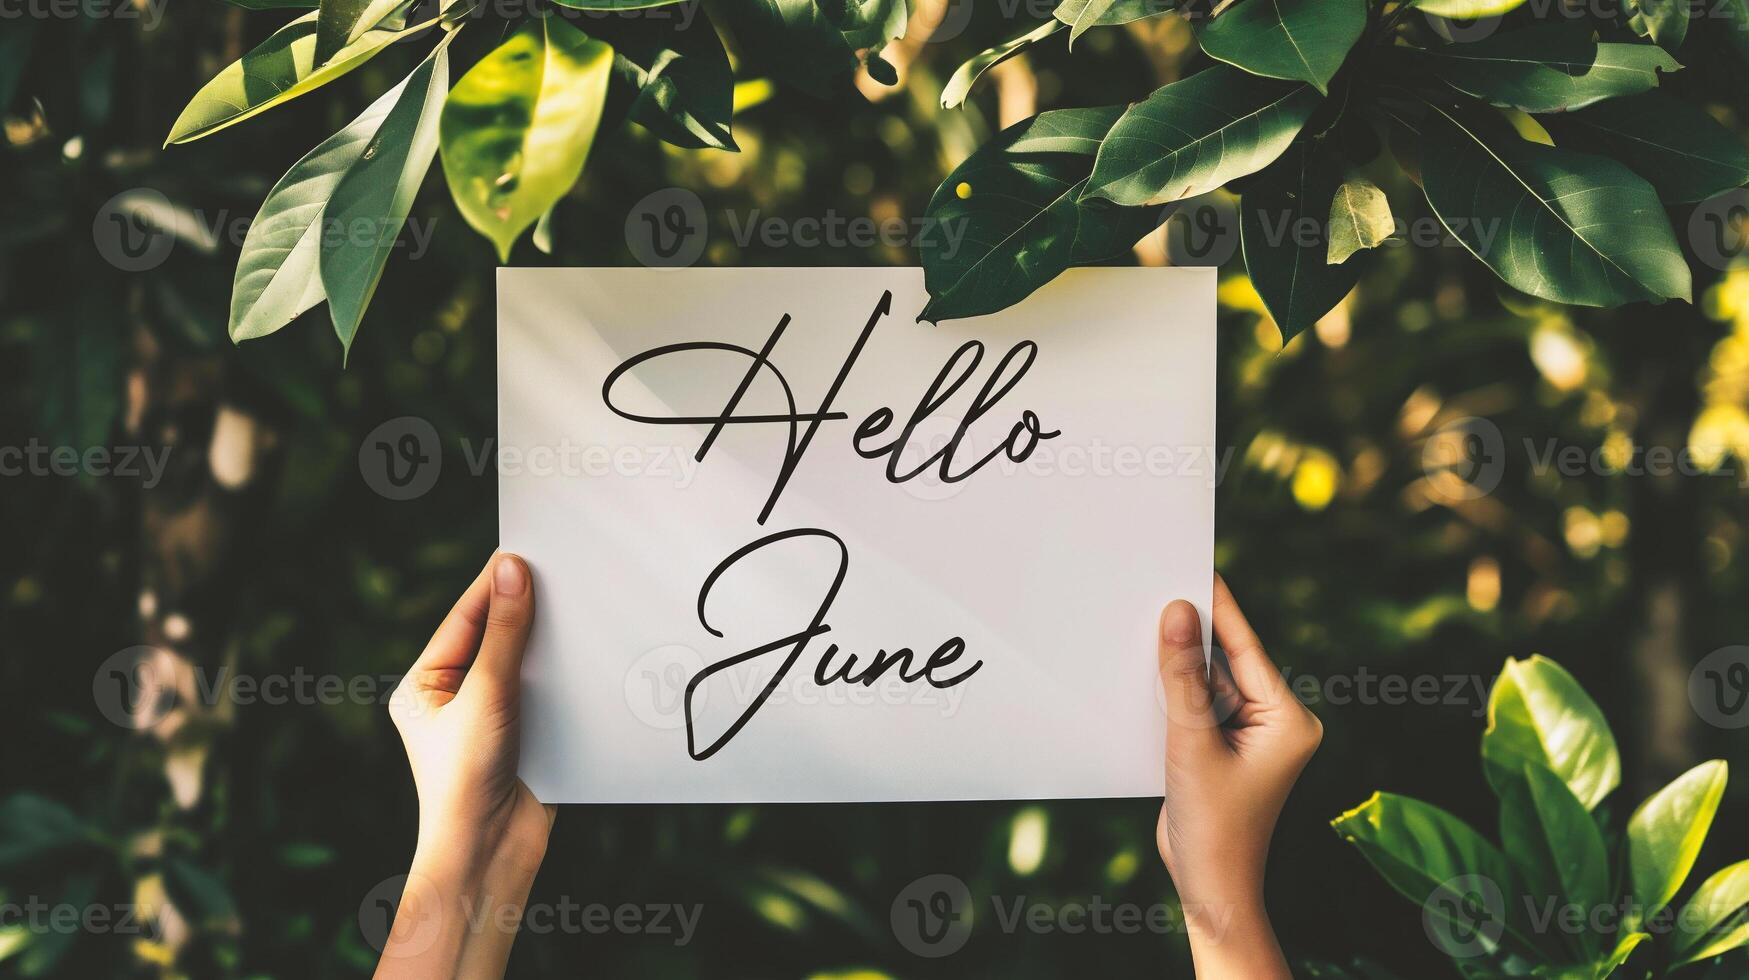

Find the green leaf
[[1331, 792, 1538, 958], [1626, 0, 1687, 51], [1412, 0, 1529, 16], [1420, 103, 1690, 308], [1596, 932, 1651, 977], [919, 106, 1157, 323], [1196, 0, 1365, 94], [230, 76, 407, 343], [533, 207, 556, 254], [1539, 90, 1749, 204], [1498, 763, 1609, 959], [714, 0, 905, 97], [1239, 139, 1363, 342], [218, 0, 317, 8], [1628, 760, 1729, 921], [315, 0, 404, 66], [1054, 0, 1175, 46], [164, 10, 436, 145], [1479, 656, 1620, 811], [320, 38, 450, 357], [834, 0, 910, 51], [0, 794, 96, 868], [440, 15, 612, 262], [1083, 65, 1320, 206], [1673, 860, 1749, 966], [942, 21, 1063, 110], [1414, 24, 1680, 114], [1327, 175, 1392, 265], [608, 9, 738, 150]]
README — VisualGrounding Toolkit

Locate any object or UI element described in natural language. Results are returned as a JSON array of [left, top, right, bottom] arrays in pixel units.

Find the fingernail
[[494, 555, 528, 596], [1162, 600, 1198, 644]]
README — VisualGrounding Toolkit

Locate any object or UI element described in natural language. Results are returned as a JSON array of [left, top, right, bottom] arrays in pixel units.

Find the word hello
[[600, 291, 1052, 759]]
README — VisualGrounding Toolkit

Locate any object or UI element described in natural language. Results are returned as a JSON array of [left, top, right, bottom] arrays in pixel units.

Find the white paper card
[[499, 267, 1216, 803]]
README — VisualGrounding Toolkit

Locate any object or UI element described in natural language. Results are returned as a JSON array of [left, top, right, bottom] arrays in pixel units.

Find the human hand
[[376, 553, 554, 977], [391, 552, 554, 871], [1156, 575, 1321, 978]]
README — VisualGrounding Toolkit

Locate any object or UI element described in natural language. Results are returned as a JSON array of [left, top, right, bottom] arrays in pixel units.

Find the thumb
[[1158, 600, 1223, 758], [465, 553, 535, 708]]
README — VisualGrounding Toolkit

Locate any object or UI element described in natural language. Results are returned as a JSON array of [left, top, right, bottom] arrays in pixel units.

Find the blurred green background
[[4, 3, 1749, 977]]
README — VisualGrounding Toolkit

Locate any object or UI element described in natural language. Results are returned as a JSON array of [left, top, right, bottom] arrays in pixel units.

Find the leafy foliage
[[319, 37, 451, 356], [167, 0, 756, 350], [928, 0, 1749, 338], [917, 107, 1157, 322], [167, 0, 1749, 348], [164, 10, 437, 145], [1334, 657, 1748, 978], [1194, 0, 1365, 93], [438, 14, 612, 262]]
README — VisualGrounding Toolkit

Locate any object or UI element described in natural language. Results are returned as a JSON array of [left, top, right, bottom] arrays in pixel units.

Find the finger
[[462, 553, 535, 707], [1158, 600, 1225, 759], [412, 560, 494, 676], [1206, 648, 1244, 725], [1211, 574, 1294, 708]]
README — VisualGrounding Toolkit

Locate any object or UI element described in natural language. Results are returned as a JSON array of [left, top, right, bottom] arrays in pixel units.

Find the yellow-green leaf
[[315, 0, 404, 66], [1326, 176, 1392, 265], [229, 74, 407, 342], [319, 38, 450, 356], [1330, 792, 1541, 958], [1597, 931, 1651, 977], [439, 14, 613, 262], [1498, 763, 1610, 960], [1055, 0, 1175, 47], [941, 20, 1063, 111], [1628, 760, 1729, 921], [1413, 0, 1530, 15], [164, 11, 436, 145], [1482, 656, 1621, 811], [1672, 860, 1749, 966]]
